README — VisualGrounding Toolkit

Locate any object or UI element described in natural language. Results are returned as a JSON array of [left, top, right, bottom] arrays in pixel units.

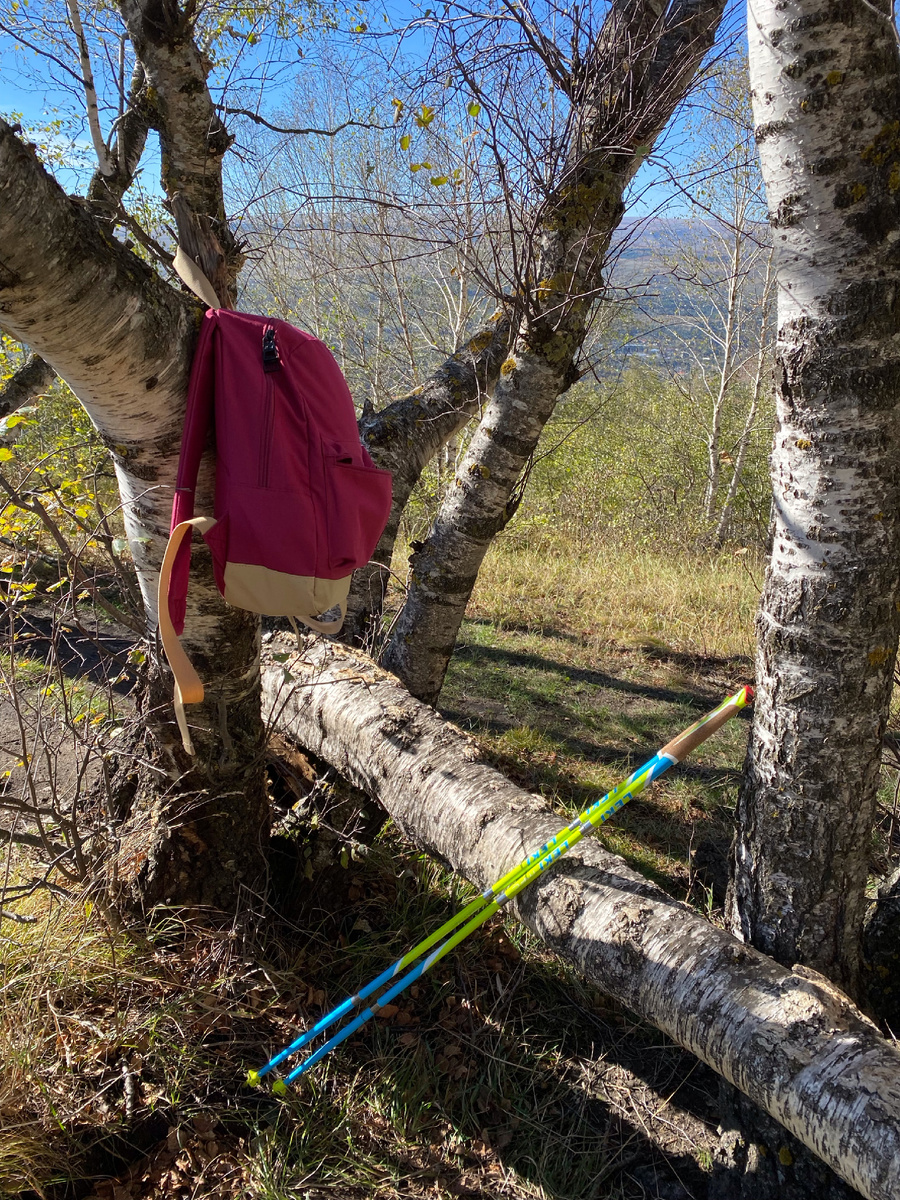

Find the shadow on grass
[[440, 633, 748, 906], [251, 946, 717, 1200], [465, 614, 750, 669], [4, 608, 136, 696], [450, 638, 750, 714]]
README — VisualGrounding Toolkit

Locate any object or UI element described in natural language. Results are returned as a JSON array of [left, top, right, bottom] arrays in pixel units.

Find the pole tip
[[272, 1079, 289, 1097], [246, 1069, 261, 1087]]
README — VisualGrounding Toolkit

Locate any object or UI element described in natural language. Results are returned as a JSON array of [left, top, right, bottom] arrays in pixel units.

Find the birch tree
[[736, 0, 900, 992]]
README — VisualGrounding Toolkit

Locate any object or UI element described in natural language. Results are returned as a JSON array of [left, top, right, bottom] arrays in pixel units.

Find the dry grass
[[0, 542, 763, 1200], [468, 536, 761, 661], [0, 841, 725, 1200]]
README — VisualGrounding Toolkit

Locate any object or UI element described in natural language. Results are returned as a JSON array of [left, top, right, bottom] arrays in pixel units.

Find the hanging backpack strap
[[289, 602, 347, 639], [173, 246, 223, 310], [157, 516, 218, 754]]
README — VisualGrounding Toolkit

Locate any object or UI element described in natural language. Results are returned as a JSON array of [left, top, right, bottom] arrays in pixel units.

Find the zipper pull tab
[[262, 327, 281, 373]]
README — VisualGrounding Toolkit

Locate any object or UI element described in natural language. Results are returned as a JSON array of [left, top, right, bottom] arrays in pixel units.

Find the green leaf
[[414, 105, 436, 128], [400, 133, 411, 151], [112, 538, 127, 554], [467, 102, 481, 118], [4, 412, 34, 428], [430, 175, 449, 186]]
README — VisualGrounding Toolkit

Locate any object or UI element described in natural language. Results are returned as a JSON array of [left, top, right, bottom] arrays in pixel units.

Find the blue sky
[[0, 2, 745, 215]]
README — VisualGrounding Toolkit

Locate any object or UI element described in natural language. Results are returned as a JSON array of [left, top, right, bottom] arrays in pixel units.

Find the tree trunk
[[0, 118, 269, 911], [343, 313, 512, 648], [863, 864, 900, 1031], [712, 251, 774, 548], [733, 0, 900, 994], [703, 228, 741, 522], [0, 354, 55, 417], [118, 0, 241, 304], [261, 637, 900, 1200], [382, 0, 726, 704]]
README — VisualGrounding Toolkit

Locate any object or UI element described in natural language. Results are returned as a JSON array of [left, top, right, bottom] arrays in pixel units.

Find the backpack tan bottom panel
[[223, 561, 351, 622]]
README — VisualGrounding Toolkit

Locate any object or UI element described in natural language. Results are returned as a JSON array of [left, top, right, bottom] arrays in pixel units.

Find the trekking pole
[[251, 685, 752, 1091]]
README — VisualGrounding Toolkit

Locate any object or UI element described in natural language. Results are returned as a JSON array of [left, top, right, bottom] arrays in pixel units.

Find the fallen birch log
[[262, 638, 900, 1200]]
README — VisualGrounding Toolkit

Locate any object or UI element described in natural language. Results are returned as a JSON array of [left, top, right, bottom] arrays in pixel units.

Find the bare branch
[[0, 824, 69, 856], [221, 107, 391, 138], [0, 354, 55, 418], [0, 908, 39, 923], [65, 0, 116, 175]]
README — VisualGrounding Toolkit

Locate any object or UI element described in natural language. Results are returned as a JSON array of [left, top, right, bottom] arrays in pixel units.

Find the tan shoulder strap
[[157, 516, 217, 754], [173, 247, 222, 310], [289, 602, 346, 638]]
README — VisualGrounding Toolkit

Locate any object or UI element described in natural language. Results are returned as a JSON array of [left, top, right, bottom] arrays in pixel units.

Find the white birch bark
[[342, 314, 512, 646], [117, 0, 240, 303], [0, 354, 55, 417], [65, 0, 115, 176], [262, 638, 900, 1200], [735, 0, 900, 989]]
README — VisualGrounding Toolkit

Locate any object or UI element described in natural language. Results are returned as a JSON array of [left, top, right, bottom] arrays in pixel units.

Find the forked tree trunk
[[0, 119, 270, 910], [261, 637, 900, 1200], [734, 0, 900, 993], [382, 0, 726, 704]]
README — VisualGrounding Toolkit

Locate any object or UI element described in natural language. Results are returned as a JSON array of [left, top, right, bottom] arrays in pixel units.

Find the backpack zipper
[[259, 326, 280, 486], [262, 327, 281, 373]]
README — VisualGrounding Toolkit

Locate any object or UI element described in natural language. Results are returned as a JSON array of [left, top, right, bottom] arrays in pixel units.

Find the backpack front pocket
[[323, 456, 392, 574]]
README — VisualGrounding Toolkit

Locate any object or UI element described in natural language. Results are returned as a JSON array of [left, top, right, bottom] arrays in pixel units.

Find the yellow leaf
[[400, 134, 411, 151]]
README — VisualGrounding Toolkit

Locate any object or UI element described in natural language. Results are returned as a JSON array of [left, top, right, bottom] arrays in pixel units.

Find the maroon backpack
[[158, 308, 392, 750]]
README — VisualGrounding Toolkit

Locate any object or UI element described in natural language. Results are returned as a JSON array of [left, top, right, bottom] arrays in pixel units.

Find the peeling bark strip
[[737, 0, 900, 989], [262, 639, 900, 1200]]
